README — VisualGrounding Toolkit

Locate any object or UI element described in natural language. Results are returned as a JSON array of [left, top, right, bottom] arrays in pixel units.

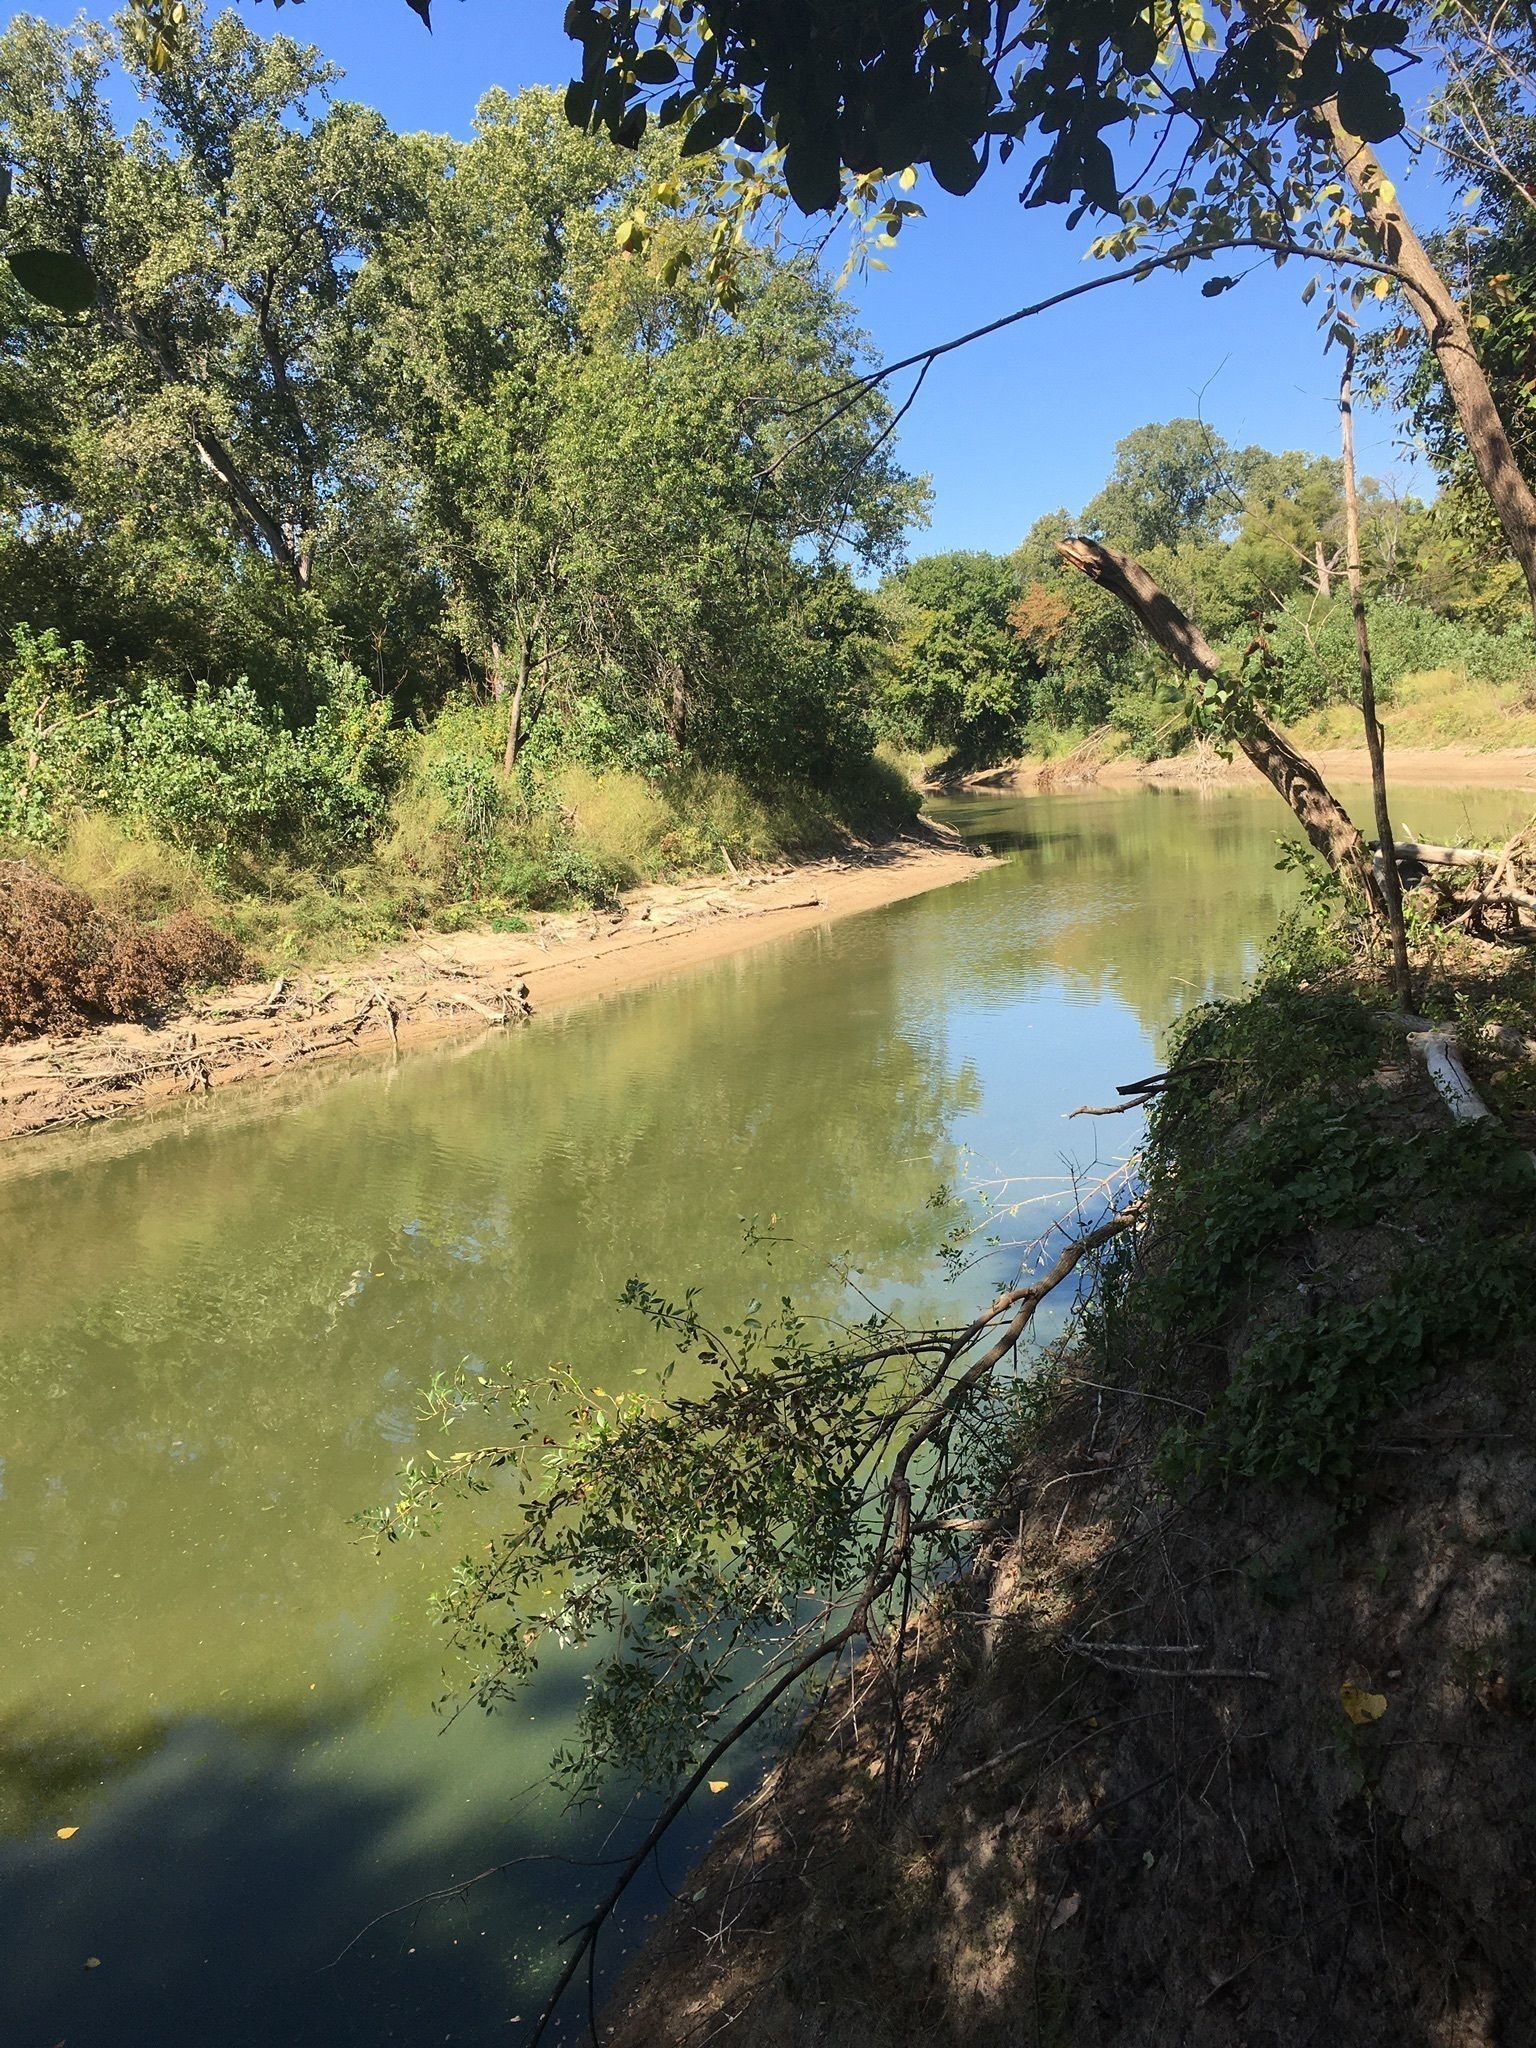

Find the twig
[[1065, 1641, 1271, 1681], [1059, 1375, 1206, 1416], [519, 1199, 1145, 2046]]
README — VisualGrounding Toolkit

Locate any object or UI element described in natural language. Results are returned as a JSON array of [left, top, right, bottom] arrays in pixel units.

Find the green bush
[[1254, 597, 1536, 721], [0, 626, 402, 870]]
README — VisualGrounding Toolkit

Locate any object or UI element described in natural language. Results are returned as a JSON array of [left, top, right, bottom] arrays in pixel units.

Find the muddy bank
[[0, 831, 991, 1147], [608, 1356, 1536, 2048]]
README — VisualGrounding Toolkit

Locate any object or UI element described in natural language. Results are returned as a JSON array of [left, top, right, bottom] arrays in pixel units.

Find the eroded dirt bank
[[0, 832, 991, 1147], [603, 987, 1536, 2048]]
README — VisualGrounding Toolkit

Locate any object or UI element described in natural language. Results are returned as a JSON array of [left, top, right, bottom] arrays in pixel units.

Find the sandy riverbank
[[967, 741, 1536, 795], [0, 831, 992, 1148], [1119, 742, 1536, 793]]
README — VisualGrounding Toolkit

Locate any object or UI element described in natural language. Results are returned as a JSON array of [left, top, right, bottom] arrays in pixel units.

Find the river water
[[1, 781, 1527, 2046]]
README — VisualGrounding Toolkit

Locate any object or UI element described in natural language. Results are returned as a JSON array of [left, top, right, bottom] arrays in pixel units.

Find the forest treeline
[[0, 8, 923, 957], [5, 6, 1534, 966], [875, 416, 1536, 772]]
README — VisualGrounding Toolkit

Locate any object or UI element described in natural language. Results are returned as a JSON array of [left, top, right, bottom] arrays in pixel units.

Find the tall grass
[[1289, 664, 1536, 753]]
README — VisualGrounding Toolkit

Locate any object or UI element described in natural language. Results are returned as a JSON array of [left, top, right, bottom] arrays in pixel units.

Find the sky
[[17, 0, 1441, 556]]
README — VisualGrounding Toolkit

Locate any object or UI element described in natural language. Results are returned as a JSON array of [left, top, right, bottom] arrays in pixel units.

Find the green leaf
[[1119, 13, 1159, 75], [1345, 9, 1407, 53], [680, 98, 744, 157], [927, 133, 983, 198], [613, 103, 648, 149], [633, 48, 679, 86], [7, 247, 95, 315], [1296, 32, 1341, 108], [781, 133, 840, 213], [564, 78, 596, 128], [1335, 58, 1404, 144]]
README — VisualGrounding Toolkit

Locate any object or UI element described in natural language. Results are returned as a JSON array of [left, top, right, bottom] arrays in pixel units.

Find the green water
[[1, 780, 1527, 2045]]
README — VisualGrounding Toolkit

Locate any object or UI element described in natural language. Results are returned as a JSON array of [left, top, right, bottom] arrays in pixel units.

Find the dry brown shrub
[[0, 859, 242, 1041]]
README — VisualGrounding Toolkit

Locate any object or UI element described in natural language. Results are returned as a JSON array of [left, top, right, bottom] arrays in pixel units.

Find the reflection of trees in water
[[895, 788, 1291, 1043], [929, 784, 1534, 1042], [0, 909, 975, 1747]]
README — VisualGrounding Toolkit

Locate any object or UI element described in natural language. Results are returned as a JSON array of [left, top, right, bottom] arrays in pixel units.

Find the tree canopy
[[0, 6, 921, 781]]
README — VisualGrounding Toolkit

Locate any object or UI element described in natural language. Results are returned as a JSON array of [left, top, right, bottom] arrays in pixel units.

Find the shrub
[[556, 764, 668, 873], [0, 627, 403, 869], [1254, 597, 1536, 722], [0, 859, 244, 1040]]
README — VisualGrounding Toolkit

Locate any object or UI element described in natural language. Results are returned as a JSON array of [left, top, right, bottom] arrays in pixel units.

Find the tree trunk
[[1056, 536, 1387, 915], [1267, 8, 1536, 624], [1314, 539, 1333, 599], [1339, 345, 1414, 1006], [488, 635, 506, 703], [503, 634, 531, 778], [664, 662, 688, 749]]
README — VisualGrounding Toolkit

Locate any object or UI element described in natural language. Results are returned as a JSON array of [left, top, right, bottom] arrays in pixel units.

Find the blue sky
[[20, 0, 1438, 554]]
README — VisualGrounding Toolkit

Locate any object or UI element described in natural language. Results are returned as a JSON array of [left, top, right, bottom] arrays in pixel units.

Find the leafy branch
[[364, 1195, 1143, 2042]]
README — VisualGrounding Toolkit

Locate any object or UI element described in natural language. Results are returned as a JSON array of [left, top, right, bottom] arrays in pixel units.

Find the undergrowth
[[0, 859, 244, 1040], [1089, 913, 1536, 1495]]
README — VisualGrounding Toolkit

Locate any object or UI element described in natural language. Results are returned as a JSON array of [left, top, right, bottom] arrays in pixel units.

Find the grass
[[1094, 909, 1536, 1495], [50, 812, 215, 922], [1290, 664, 1536, 753], [29, 752, 923, 980]]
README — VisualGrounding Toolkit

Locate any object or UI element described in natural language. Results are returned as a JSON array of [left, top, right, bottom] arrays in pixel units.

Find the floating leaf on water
[[1340, 1680, 1388, 1725], [55, 1826, 78, 1840], [84, 1955, 102, 1969], [708, 1780, 729, 1794]]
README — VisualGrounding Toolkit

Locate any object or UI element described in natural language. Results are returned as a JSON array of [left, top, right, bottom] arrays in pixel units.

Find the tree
[[1374, 11, 1536, 585], [1081, 418, 1257, 557], [358, 84, 922, 779], [876, 550, 1031, 760], [356, 88, 638, 767], [0, 9, 403, 598]]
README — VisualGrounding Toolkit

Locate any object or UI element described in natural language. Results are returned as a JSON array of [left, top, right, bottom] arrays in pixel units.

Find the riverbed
[[2, 780, 1528, 2046]]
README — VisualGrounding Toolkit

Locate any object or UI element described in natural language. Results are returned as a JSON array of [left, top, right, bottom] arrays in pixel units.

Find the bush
[[0, 626, 403, 869], [1255, 597, 1536, 722], [0, 859, 244, 1040]]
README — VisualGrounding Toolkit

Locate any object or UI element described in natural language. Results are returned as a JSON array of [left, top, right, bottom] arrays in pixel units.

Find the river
[[1, 780, 1527, 2046]]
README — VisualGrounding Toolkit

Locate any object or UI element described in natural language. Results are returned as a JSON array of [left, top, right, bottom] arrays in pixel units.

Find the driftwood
[[1057, 537, 1386, 915], [1408, 1030, 1494, 1127], [0, 967, 533, 1140], [1381, 838, 1536, 916]]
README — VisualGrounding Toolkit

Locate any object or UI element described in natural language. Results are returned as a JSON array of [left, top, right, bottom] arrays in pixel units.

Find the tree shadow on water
[[0, 1697, 713, 2048]]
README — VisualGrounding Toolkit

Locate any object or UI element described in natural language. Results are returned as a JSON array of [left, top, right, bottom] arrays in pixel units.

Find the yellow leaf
[[1372, 275, 1391, 299], [84, 1957, 102, 1970], [708, 1780, 729, 1794], [55, 1826, 79, 1840], [899, 166, 918, 191], [1340, 1681, 1388, 1725]]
